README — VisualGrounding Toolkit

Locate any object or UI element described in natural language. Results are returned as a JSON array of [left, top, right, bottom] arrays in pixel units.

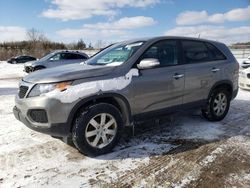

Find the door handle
[[211, 68, 220, 73], [173, 73, 184, 79]]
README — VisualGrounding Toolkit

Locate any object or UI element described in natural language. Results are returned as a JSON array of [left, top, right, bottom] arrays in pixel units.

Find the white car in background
[[239, 57, 250, 90]]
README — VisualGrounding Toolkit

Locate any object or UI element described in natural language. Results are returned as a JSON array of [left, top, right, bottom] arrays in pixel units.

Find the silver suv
[[13, 36, 239, 156], [24, 50, 88, 73]]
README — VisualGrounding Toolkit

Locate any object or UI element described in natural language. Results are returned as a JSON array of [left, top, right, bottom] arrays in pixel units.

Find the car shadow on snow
[[63, 98, 250, 160]]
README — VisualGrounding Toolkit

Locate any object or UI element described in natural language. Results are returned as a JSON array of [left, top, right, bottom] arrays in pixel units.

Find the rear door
[[181, 40, 226, 104], [131, 40, 185, 114]]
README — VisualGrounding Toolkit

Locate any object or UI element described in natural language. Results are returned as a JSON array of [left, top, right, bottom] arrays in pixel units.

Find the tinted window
[[141, 40, 179, 67], [61, 53, 77, 60], [59, 53, 86, 60], [24, 56, 35, 60], [182, 41, 210, 63], [76, 54, 87, 59], [16, 56, 24, 60], [205, 42, 226, 61], [28, 56, 36, 60]]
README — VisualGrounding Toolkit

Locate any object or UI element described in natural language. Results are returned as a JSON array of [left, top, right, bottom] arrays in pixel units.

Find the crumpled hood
[[23, 63, 116, 83]]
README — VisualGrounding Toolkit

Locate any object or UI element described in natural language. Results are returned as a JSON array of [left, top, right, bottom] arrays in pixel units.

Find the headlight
[[28, 82, 72, 97]]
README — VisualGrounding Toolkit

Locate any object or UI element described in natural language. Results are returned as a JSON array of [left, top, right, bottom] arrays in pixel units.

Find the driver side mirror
[[137, 58, 160, 69]]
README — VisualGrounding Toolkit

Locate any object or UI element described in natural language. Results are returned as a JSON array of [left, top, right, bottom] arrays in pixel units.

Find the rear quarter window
[[205, 42, 227, 61], [182, 40, 227, 64], [76, 54, 88, 59]]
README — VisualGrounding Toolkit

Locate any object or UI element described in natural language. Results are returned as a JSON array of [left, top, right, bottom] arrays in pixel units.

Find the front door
[[131, 40, 185, 115]]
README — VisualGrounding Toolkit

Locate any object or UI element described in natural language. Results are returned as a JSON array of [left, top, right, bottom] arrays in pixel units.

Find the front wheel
[[202, 89, 230, 121], [72, 103, 123, 156]]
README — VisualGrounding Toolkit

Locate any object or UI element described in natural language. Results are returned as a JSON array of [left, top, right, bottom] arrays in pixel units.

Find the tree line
[[0, 28, 94, 60]]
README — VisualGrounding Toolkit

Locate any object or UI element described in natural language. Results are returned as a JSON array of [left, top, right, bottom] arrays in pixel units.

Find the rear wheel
[[202, 88, 230, 121], [72, 103, 123, 156]]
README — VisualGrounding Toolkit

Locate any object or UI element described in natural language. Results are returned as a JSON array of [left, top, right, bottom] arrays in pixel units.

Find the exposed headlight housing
[[28, 82, 72, 97]]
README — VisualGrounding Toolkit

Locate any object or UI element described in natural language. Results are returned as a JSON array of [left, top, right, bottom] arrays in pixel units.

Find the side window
[[24, 56, 31, 60], [61, 53, 86, 60], [141, 40, 179, 67], [77, 54, 88, 59], [50, 53, 61, 61], [29, 57, 36, 61], [182, 41, 210, 63], [205, 42, 226, 61], [62, 53, 77, 60]]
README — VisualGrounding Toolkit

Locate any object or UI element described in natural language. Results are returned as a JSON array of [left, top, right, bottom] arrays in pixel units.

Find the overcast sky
[[0, 0, 249, 44]]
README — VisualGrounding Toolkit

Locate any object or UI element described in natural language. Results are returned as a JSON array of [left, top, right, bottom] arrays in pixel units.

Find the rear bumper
[[13, 106, 71, 137]]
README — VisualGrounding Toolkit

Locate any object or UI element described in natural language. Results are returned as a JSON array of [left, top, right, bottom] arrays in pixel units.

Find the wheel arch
[[208, 80, 233, 100], [34, 65, 46, 70], [67, 93, 132, 132]]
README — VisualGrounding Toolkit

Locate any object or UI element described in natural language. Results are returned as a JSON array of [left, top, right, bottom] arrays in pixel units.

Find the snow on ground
[[0, 61, 26, 79], [0, 61, 250, 187]]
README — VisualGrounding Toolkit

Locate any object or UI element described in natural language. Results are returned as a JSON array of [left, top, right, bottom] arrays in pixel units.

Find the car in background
[[7, 55, 37, 64], [24, 50, 89, 73], [239, 57, 250, 90]]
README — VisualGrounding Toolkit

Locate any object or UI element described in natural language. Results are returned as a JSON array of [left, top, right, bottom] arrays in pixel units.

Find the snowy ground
[[0, 61, 250, 188]]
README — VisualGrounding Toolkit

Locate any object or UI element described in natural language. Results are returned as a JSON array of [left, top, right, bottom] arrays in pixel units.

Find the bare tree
[[27, 28, 48, 41], [95, 40, 106, 49], [26, 28, 49, 57]]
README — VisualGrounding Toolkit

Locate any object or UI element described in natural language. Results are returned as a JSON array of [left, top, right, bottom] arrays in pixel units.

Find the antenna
[[198, 33, 201, 38]]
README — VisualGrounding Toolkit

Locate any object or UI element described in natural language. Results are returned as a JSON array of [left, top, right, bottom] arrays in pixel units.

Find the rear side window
[[61, 53, 87, 60], [182, 40, 210, 63], [205, 42, 226, 61], [75, 54, 88, 59], [61, 53, 76, 60], [141, 40, 179, 67]]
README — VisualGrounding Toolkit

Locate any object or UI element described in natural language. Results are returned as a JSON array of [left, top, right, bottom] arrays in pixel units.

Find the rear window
[[205, 42, 226, 61]]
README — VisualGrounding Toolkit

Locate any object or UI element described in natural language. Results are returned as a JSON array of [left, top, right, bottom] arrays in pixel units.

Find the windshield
[[87, 41, 144, 66]]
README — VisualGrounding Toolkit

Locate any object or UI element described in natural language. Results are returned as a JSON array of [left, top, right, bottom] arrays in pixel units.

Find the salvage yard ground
[[0, 61, 250, 188]]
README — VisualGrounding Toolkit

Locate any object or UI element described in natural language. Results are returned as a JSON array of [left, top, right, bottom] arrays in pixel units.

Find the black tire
[[72, 103, 123, 156], [202, 88, 231, 121]]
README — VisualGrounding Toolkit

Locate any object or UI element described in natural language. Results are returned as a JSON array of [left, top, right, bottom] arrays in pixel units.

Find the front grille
[[18, 86, 29, 98]]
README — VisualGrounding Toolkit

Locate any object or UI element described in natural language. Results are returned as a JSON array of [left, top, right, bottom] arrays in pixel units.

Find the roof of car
[[53, 50, 87, 54], [118, 36, 223, 45]]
